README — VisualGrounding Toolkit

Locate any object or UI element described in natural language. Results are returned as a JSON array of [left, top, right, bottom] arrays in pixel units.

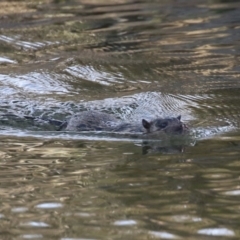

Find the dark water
[[0, 0, 240, 239]]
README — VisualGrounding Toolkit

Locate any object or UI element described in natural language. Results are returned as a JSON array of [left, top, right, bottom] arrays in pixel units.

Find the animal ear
[[142, 119, 151, 129], [177, 115, 181, 120]]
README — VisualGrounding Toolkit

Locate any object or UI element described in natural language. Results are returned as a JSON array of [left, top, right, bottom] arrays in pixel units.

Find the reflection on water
[[0, 136, 240, 239], [0, 0, 240, 239]]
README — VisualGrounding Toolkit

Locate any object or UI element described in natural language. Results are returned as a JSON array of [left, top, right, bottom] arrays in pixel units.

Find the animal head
[[142, 115, 187, 134]]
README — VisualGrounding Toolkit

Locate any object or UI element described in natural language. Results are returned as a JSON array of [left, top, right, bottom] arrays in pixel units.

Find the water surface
[[0, 0, 240, 239]]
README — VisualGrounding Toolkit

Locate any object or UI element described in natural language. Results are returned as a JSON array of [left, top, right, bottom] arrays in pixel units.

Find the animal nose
[[174, 124, 184, 133]]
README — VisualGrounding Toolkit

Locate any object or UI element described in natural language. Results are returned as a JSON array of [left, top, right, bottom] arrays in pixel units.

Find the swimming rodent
[[63, 111, 188, 135], [1, 111, 188, 136]]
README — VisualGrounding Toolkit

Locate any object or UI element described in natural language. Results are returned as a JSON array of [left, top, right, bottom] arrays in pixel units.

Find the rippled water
[[0, 0, 240, 239]]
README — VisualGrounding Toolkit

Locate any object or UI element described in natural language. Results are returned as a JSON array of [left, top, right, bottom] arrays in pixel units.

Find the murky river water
[[0, 0, 240, 239]]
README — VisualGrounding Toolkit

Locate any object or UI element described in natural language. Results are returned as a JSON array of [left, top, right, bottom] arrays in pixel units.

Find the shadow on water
[[0, 0, 240, 239]]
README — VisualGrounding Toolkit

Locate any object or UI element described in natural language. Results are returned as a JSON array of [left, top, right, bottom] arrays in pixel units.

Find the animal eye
[[157, 121, 168, 128]]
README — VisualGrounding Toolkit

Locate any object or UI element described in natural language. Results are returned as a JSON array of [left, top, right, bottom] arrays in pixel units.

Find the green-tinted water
[[0, 0, 240, 239]]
